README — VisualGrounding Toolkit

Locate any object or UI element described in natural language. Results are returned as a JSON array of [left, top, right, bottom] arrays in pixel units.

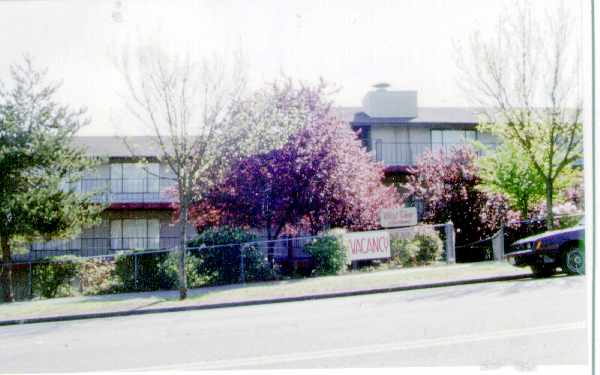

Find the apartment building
[[26, 84, 496, 259], [26, 137, 194, 260], [335, 83, 497, 180]]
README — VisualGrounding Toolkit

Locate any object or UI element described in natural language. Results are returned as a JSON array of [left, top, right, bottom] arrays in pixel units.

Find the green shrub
[[413, 229, 444, 264], [159, 251, 205, 289], [389, 226, 444, 266], [240, 245, 278, 282], [304, 235, 346, 276], [190, 226, 275, 284], [390, 238, 419, 266], [188, 226, 258, 247], [78, 258, 120, 295], [32, 255, 81, 298], [114, 251, 170, 292]]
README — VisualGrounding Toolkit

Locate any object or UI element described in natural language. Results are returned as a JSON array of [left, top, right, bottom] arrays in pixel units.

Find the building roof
[[333, 106, 481, 125], [72, 136, 166, 157], [74, 107, 481, 157]]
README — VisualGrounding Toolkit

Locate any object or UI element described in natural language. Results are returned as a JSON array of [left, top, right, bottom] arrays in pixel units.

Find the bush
[[390, 226, 443, 267], [159, 251, 205, 289], [390, 238, 419, 266], [190, 226, 275, 284], [413, 229, 444, 264], [79, 258, 120, 295], [114, 251, 170, 292], [189, 226, 258, 247], [32, 255, 81, 298], [304, 235, 346, 276]]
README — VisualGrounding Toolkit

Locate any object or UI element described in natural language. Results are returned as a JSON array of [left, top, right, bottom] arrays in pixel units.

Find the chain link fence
[[3, 223, 457, 300]]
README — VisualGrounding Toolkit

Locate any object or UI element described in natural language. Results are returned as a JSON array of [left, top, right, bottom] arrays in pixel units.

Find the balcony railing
[[374, 142, 498, 166], [72, 178, 176, 204], [16, 236, 181, 261]]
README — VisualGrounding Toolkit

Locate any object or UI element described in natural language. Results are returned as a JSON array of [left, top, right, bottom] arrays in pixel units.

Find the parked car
[[504, 219, 585, 277]]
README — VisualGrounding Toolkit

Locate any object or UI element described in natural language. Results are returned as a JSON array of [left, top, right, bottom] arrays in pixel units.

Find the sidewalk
[[0, 261, 532, 326]]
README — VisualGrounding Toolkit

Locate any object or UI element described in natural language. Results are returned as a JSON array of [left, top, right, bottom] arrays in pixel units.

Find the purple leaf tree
[[193, 113, 401, 239]]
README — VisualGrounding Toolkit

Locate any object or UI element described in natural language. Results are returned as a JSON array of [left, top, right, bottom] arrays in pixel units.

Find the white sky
[[0, 0, 585, 135]]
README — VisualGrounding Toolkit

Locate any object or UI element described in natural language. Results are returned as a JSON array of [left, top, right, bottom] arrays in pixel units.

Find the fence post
[[28, 249, 33, 299], [492, 225, 505, 261], [287, 237, 294, 273], [445, 221, 456, 264], [133, 253, 139, 290], [239, 244, 245, 284]]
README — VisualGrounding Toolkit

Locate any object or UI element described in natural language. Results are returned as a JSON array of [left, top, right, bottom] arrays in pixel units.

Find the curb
[[0, 273, 532, 327]]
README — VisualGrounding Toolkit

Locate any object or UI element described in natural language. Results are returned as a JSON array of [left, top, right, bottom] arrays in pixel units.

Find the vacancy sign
[[379, 207, 417, 228], [344, 230, 391, 262]]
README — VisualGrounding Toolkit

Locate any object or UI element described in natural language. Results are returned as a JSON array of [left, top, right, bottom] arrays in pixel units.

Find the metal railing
[[14, 236, 181, 262], [67, 178, 176, 204], [374, 142, 498, 166]]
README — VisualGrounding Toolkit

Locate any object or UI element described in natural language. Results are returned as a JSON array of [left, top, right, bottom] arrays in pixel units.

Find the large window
[[110, 163, 159, 194], [431, 129, 476, 153], [110, 219, 160, 250]]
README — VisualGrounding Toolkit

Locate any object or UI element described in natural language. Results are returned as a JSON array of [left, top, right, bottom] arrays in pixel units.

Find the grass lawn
[[0, 261, 530, 322]]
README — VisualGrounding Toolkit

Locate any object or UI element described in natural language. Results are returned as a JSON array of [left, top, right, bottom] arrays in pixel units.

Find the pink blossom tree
[[405, 146, 519, 247], [193, 111, 401, 239]]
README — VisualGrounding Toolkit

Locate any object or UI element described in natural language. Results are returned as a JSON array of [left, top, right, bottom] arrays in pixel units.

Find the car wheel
[[562, 246, 585, 275], [530, 264, 556, 278]]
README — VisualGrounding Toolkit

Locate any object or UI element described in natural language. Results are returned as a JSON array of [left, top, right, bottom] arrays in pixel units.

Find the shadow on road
[[397, 274, 583, 303]]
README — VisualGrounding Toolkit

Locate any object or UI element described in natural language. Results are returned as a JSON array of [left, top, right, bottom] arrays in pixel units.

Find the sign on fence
[[343, 230, 391, 262], [379, 207, 417, 228]]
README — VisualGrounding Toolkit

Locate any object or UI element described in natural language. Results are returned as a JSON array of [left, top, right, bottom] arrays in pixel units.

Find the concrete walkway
[[0, 261, 532, 325]]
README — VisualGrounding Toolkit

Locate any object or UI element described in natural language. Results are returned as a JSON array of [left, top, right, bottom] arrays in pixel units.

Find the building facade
[[24, 137, 194, 261], [335, 84, 498, 179], [24, 85, 497, 260]]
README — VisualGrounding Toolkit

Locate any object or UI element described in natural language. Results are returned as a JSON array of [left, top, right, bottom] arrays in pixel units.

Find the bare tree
[[456, 1, 583, 229], [115, 45, 247, 299]]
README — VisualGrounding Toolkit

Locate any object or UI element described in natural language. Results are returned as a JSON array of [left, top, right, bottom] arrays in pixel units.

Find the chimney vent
[[362, 84, 417, 118]]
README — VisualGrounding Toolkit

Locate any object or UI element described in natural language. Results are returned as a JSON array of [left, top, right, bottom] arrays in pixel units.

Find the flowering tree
[[223, 77, 336, 159], [405, 146, 519, 246], [194, 115, 401, 238]]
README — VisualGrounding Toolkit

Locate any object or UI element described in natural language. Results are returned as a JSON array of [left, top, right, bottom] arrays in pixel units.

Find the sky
[[0, 0, 586, 135]]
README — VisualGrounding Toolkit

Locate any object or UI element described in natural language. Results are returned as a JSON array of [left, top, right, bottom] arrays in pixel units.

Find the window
[[431, 129, 477, 153], [110, 163, 159, 194], [110, 219, 160, 250]]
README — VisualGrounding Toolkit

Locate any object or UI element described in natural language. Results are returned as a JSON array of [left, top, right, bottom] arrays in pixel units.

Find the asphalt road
[[0, 275, 587, 372]]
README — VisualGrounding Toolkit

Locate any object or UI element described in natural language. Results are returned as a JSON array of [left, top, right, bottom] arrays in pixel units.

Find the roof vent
[[373, 82, 390, 90], [362, 84, 417, 118]]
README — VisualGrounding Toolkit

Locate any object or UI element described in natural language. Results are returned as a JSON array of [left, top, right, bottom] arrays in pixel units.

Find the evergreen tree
[[0, 58, 103, 302]]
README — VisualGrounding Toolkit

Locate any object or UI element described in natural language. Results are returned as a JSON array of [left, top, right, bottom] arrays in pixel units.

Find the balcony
[[374, 141, 498, 167], [16, 236, 182, 261], [75, 178, 176, 209]]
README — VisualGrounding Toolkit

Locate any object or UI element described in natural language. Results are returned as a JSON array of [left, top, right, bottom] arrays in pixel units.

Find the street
[[0, 275, 587, 372]]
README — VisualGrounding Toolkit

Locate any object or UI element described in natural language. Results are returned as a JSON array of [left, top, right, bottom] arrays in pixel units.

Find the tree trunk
[[545, 178, 554, 230], [1, 235, 14, 303], [178, 199, 189, 300]]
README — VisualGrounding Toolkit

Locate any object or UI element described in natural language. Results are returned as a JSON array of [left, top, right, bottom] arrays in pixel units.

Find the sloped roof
[[72, 136, 166, 157]]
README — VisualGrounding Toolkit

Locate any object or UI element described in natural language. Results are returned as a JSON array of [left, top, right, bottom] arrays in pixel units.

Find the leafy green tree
[[477, 142, 546, 218], [478, 140, 581, 219], [0, 58, 103, 302], [457, 2, 583, 229]]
